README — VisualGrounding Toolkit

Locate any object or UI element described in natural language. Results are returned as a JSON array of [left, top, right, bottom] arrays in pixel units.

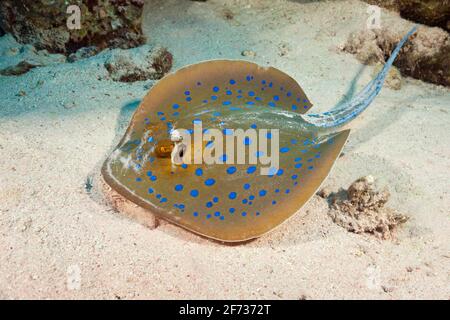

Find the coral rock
[[67, 46, 99, 63], [343, 26, 450, 87], [0, 61, 40, 76], [0, 34, 66, 75], [104, 45, 173, 82], [365, 0, 450, 31], [0, 0, 145, 55], [326, 176, 409, 240], [373, 63, 402, 90]]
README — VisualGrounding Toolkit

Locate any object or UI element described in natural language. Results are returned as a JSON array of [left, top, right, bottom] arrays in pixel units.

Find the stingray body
[[102, 27, 416, 242]]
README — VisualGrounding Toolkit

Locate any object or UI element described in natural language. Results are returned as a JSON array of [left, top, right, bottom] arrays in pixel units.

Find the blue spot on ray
[[247, 166, 256, 174], [227, 166, 237, 174], [190, 190, 199, 197]]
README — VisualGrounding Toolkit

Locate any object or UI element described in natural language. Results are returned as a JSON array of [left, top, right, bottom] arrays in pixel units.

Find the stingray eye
[[154, 140, 173, 158]]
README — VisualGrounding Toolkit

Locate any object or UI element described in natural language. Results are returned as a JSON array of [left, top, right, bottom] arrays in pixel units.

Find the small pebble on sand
[[241, 50, 256, 58]]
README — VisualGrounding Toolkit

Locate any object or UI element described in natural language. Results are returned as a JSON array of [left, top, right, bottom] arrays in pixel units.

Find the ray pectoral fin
[[180, 129, 351, 242], [219, 129, 352, 242], [102, 125, 350, 242]]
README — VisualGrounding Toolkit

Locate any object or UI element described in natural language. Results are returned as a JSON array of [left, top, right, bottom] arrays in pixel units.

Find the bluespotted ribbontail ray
[[102, 27, 417, 242]]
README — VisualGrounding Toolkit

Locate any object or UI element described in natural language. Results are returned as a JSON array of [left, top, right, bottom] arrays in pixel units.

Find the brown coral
[[323, 176, 409, 240], [104, 46, 173, 82], [0, 0, 145, 55], [343, 26, 450, 87], [365, 0, 450, 32], [0, 61, 40, 76]]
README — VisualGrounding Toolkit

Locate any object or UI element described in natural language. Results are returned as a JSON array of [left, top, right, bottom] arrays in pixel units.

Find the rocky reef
[[0, 34, 66, 75], [365, 0, 450, 31], [343, 26, 450, 87], [0, 0, 145, 55], [0, 33, 173, 81], [319, 176, 409, 240], [104, 45, 173, 82]]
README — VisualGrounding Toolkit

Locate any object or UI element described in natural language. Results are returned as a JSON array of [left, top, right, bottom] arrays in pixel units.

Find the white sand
[[0, 0, 449, 299]]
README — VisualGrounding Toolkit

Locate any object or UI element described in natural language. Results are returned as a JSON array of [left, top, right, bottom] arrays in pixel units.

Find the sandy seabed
[[0, 0, 449, 299]]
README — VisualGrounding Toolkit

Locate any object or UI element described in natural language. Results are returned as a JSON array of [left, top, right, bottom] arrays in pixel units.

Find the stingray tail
[[303, 26, 417, 129]]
